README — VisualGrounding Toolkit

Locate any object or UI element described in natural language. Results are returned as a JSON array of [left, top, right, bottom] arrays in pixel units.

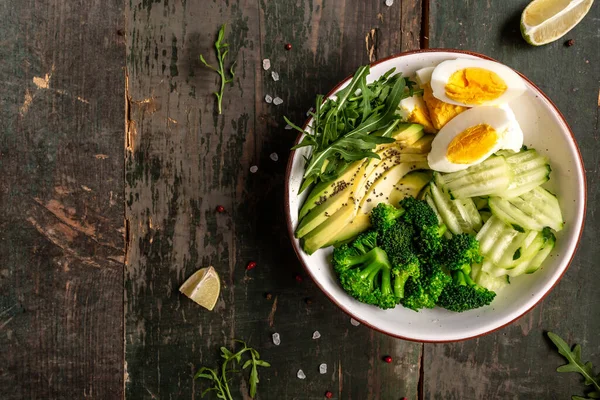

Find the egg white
[[427, 106, 518, 173], [415, 67, 435, 86], [430, 59, 526, 107]]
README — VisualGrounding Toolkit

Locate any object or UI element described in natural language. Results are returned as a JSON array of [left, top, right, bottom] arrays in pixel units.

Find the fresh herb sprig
[[548, 332, 600, 400], [285, 65, 419, 193], [194, 339, 270, 399], [200, 24, 236, 115]]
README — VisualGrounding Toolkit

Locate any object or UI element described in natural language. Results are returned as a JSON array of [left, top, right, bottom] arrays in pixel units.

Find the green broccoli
[[399, 197, 447, 256], [436, 269, 496, 312], [401, 260, 451, 311], [332, 243, 399, 309], [351, 230, 379, 254], [442, 233, 483, 270], [379, 221, 421, 299], [436, 233, 495, 312], [370, 203, 404, 233]]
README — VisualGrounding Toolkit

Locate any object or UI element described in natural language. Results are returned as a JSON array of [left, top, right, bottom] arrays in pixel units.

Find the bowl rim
[[284, 48, 587, 343]]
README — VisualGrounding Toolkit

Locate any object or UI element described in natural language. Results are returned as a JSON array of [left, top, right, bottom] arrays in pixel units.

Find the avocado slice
[[359, 161, 429, 215], [298, 160, 364, 220], [390, 123, 425, 145], [302, 203, 355, 255], [323, 214, 371, 248], [388, 171, 433, 206], [296, 162, 367, 238], [400, 134, 435, 154]]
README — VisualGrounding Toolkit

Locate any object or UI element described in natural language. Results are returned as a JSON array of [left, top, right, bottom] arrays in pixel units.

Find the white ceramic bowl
[[285, 50, 586, 342]]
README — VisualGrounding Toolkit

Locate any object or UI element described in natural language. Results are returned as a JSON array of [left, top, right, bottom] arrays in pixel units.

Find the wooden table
[[1, 0, 598, 398]]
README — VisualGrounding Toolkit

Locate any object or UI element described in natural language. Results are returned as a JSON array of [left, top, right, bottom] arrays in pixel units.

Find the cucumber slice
[[473, 196, 489, 211], [476, 270, 509, 292], [479, 210, 492, 223], [501, 149, 551, 198], [489, 197, 545, 231], [495, 230, 538, 268], [430, 181, 463, 234], [476, 216, 511, 255], [437, 156, 513, 199], [509, 187, 564, 231], [525, 232, 556, 274]]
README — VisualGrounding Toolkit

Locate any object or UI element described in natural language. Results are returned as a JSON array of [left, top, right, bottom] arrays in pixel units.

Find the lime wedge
[[179, 266, 221, 310], [521, 0, 594, 46]]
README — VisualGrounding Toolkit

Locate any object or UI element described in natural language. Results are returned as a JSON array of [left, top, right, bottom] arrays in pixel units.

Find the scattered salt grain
[[385, 0, 394, 6], [270, 152, 279, 162], [271, 71, 280, 81], [285, 124, 293, 130], [312, 330, 321, 339], [272, 333, 281, 346], [265, 94, 273, 104], [273, 97, 283, 106], [250, 165, 258, 173], [319, 363, 327, 374], [262, 59, 271, 70], [350, 318, 360, 326], [297, 369, 306, 379]]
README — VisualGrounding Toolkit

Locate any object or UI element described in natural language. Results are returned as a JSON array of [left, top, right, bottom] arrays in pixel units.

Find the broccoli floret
[[436, 233, 494, 312], [401, 260, 451, 311], [332, 244, 399, 309], [351, 230, 379, 254], [399, 197, 447, 256], [380, 221, 421, 299], [436, 270, 496, 312], [370, 203, 404, 233], [442, 233, 483, 270]]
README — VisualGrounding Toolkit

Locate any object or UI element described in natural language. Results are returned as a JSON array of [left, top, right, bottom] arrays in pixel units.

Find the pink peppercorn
[[325, 391, 333, 398], [383, 355, 392, 363], [246, 261, 257, 271], [215, 205, 225, 213], [285, 43, 292, 50]]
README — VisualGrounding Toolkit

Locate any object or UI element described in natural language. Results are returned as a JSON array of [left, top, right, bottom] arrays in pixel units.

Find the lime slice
[[521, 0, 594, 46], [179, 266, 221, 310]]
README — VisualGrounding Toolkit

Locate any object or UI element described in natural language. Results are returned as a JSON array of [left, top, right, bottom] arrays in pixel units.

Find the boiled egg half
[[427, 106, 524, 173], [430, 59, 526, 107]]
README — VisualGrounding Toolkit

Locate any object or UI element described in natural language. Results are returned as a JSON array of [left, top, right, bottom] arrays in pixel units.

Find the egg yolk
[[447, 124, 498, 164], [445, 68, 507, 104], [422, 83, 468, 130]]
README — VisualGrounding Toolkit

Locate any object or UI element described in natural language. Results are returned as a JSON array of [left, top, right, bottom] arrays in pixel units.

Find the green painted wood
[[125, 1, 423, 399], [425, 1, 600, 399], [0, 0, 125, 398]]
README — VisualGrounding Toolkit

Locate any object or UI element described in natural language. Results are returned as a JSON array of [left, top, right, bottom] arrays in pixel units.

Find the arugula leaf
[[195, 339, 270, 399], [200, 24, 236, 114], [287, 64, 418, 193], [548, 332, 600, 400]]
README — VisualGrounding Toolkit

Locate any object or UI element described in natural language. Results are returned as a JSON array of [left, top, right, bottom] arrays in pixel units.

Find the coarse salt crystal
[[270, 152, 279, 162], [273, 97, 283, 106], [272, 332, 281, 345], [297, 369, 306, 379], [385, 0, 394, 6], [271, 71, 279, 81], [285, 124, 293, 130], [265, 94, 273, 104], [312, 330, 321, 339], [250, 165, 258, 173], [319, 363, 327, 374], [350, 318, 360, 326], [262, 59, 271, 70]]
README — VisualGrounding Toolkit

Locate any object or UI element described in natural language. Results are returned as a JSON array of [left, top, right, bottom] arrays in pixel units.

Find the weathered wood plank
[[0, 0, 125, 398], [425, 1, 600, 399], [125, 0, 423, 398]]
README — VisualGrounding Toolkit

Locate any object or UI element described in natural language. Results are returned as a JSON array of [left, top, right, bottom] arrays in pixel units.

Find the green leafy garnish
[[200, 24, 236, 115], [548, 332, 600, 400], [194, 339, 270, 399], [286, 65, 419, 193]]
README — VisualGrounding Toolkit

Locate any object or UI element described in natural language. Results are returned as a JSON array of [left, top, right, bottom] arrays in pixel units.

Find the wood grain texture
[[425, 1, 600, 399], [0, 0, 125, 399], [124, 0, 422, 399]]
